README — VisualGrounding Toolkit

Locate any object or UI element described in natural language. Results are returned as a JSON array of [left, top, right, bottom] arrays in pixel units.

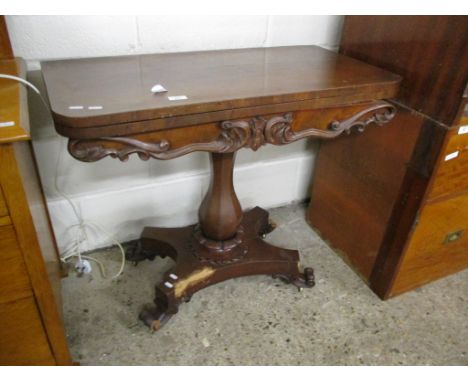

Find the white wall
[[6, 15, 344, 253]]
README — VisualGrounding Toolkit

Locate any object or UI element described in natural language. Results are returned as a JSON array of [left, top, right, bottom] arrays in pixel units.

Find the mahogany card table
[[41, 46, 400, 331]]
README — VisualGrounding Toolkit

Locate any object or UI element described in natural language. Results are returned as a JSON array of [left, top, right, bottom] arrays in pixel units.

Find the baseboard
[[47, 153, 315, 253]]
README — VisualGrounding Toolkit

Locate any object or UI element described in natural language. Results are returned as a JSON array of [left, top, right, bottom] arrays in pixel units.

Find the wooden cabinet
[[0, 20, 72, 365], [427, 127, 468, 202], [307, 16, 468, 299], [0, 141, 73, 365]]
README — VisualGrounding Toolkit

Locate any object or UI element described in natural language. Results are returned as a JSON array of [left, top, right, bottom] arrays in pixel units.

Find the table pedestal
[[126, 152, 314, 331]]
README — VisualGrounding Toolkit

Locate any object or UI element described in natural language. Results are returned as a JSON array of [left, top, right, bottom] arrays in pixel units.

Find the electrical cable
[[1, 72, 126, 279]]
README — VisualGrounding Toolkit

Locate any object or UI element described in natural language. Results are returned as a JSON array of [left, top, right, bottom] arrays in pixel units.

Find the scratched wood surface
[[41, 45, 400, 131]]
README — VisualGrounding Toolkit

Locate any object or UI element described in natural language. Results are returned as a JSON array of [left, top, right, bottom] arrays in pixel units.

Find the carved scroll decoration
[[68, 101, 396, 162], [68, 137, 171, 162]]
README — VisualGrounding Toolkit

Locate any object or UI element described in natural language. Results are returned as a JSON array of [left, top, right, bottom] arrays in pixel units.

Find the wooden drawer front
[[0, 225, 33, 304], [390, 193, 468, 296], [428, 128, 468, 201], [0, 297, 55, 365], [0, 186, 8, 217], [67, 101, 387, 161]]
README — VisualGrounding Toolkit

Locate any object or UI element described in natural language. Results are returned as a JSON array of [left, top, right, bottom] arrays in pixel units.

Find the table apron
[[66, 100, 396, 162]]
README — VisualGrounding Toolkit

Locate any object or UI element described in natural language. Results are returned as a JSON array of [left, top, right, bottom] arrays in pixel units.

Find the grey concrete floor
[[61, 203, 468, 365]]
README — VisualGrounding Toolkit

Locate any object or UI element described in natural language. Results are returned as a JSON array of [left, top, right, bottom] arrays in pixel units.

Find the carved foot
[[133, 208, 316, 331], [125, 240, 157, 266], [139, 304, 173, 332], [259, 218, 277, 238], [273, 267, 315, 291]]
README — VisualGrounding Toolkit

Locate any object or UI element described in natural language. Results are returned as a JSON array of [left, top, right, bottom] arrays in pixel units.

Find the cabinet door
[[390, 193, 468, 297], [307, 107, 422, 279], [0, 186, 8, 217], [0, 225, 33, 304], [0, 297, 56, 365], [0, 143, 72, 365]]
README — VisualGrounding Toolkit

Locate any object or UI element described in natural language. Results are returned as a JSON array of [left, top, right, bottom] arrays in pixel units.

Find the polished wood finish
[[390, 193, 468, 296], [199, 153, 242, 241], [0, 59, 30, 143], [340, 15, 468, 126], [41, 46, 400, 130], [65, 101, 395, 161], [135, 207, 315, 330], [0, 225, 33, 305], [0, 297, 56, 365], [369, 121, 447, 297], [308, 16, 468, 299], [0, 16, 13, 59], [426, 128, 468, 203], [308, 106, 422, 279], [0, 51, 72, 363], [0, 143, 73, 366], [0, 186, 8, 217], [42, 46, 400, 329]]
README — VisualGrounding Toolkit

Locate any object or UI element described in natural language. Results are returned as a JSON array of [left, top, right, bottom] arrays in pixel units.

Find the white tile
[[48, 173, 206, 252], [295, 151, 318, 200], [33, 135, 151, 198], [136, 15, 269, 54], [266, 15, 344, 49], [234, 157, 299, 209], [149, 151, 209, 178], [6, 15, 138, 60]]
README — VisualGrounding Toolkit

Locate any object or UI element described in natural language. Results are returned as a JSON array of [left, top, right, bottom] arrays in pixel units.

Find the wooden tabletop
[[0, 58, 30, 143], [41, 46, 400, 130]]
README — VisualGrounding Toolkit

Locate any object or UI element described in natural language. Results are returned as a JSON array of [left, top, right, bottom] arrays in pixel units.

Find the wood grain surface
[[0, 58, 30, 143], [308, 105, 422, 279], [340, 15, 468, 126], [389, 192, 468, 297], [0, 143, 73, 365], [0, 16, 13, 59], [309, 15, 468, 299], [41, 45, 400, 130]]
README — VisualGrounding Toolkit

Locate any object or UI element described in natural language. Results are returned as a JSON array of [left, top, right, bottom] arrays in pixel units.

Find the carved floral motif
[[68, 101, 396, 162]]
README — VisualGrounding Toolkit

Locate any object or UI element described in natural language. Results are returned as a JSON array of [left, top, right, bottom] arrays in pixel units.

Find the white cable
[[0, 73, 41, 94], [0, 73, 51, 112], [2, 72, 127, 279], [54, 138, 126, 279]]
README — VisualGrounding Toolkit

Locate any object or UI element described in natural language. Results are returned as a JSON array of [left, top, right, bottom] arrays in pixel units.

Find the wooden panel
[[0, 16, 13, 59], [308, 106, 421, 278], [0, 22, 71, 364], [0, 185, 8, 217], [313, 15, 468, 299], [0, 297, 55, 365], [0, 225, 33, 304], [13, 141, 67, 311], [389, 192, 468, 297], [0, 143, 72, 365], [340, 16, 468, 126], [426, 128, 468, 202], [0, 58, 30, 143], [0, 215, 11, 226], [369, 119, 447, 299]]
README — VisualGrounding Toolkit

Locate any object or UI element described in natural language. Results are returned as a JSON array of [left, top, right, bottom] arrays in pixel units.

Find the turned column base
[[125, 206, 315, 331]]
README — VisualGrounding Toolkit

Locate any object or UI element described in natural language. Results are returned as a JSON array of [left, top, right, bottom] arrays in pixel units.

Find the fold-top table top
[[41, 46, 400, 134]]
